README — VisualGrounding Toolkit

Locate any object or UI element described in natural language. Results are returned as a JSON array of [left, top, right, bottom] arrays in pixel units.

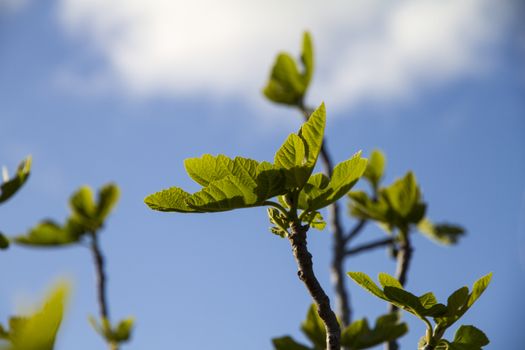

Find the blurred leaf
[[417, 219, 465, 245], [363, 150, 385, 190], [341, 313, 408, 349], [89, 316, 134, 344], [14, 220, 81, 247], [263, 32, 313, 106], [300, 305, 326, 349], [1, 281, 69, 350], [0, 156, 31, 205], [0, 232, 9, 250], [96, 183, 120, 222], [69, 186, 96, 220]]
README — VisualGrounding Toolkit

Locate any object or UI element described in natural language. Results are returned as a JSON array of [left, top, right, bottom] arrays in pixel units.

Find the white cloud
[[57, 0, 509, 111]]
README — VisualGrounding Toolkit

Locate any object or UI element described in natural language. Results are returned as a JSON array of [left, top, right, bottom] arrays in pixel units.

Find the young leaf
[[70, 186, 97, 220], [341, 313, 408, 349], [262, 32, 313, 106], [347, 272, 386, 300], [363, 149, 386, 189], [274, 133, 310, 189], [378, 273, 403, 289], [0, 232, 9, 249], [467, 273, 492, 308], [2, 281, 69, 350], [0, 156, 31, 204], [300, 305, 326, 350], [451, 325, 489, 349], [96, 183, 120, 222], [144, 187, 200, 213], [417, 219, 465, 245], [305, 152, 367, 211], [298, 103, 325, 168], [14, 220, 81, 246]]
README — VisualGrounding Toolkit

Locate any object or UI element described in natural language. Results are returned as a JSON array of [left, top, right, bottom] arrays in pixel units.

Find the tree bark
[[288, 222, 341, 350]]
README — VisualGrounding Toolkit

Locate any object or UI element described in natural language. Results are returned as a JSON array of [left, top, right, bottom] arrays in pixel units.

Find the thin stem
[[344, 220, 367, 244], [288, 222, 340, 350], [344, 237, 394, 256], [89, 231, 118, 350], [387, 229, 413, 350]]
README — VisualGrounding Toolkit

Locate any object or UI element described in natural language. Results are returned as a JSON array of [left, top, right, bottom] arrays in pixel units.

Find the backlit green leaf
[[298, 103, 325, 168], [347, 272, 386, 300], [96, 183, 120, 222], [341, 313, 408, 349], [417, 219, 465, 245], [144, 187, 199, 213], [2, 281, 69, 350], [187, 175, 258, 212], [378, 273, 403, 289], [300, 305, 326, 350], [14, 220, 81, 246], [363, 149, 385, 189], [0, 156, 31, 204]]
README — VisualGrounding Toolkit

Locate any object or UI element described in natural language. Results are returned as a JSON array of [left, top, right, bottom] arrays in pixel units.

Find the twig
[[288, 222, 341, 350], [89, 231, 118, 350], [387, 229, 413, 350], [344, 237, 394, 256], [344, 220, 367, 244]]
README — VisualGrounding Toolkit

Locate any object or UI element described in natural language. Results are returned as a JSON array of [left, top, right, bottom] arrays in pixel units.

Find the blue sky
[[0, 0, 524, 349]]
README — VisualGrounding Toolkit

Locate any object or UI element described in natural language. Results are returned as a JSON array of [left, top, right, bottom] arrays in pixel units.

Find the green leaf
[[187, 175, 258, 212], [3, 281, 69, 350], [298, 103, 325, 168], [301, 210, 326, 231], [347, 272, 386, 300], [144, 187, 200, 213], [14, 220, 81, 247], [0, 156, 31, 204], [184, 155, 259, 188], [451, 325, 489, 349], [0, 232, 9, 249], [96, 183, 120, 222], [113, 318, 134, 342], [378, 273, 403, 289], [274, 133, 310, 189], [305, 152, 367, 211], [262, 32, 313, 106], [268, 207, 289, 238], [300, 305, 326, 350], [341, 313, 408, 349], [383, 287, 426, 317], [382, 172, 426, 223], [468, 273, 492, 308], [417, 219, 465, 245], [69, 186, 97, 219], [301, 32, 314, 88], [272, 336, 312, 350], [363, 149, 386, 189]]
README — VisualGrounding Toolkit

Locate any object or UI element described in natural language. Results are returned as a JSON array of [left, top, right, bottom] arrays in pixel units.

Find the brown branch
[[89, 231, 109, 320], [344, 237, 394, 257], [288, 222, 340, 350], [89, 231, 118, 350], [344, 219, 367, 244], [387, 229, 413, 350]]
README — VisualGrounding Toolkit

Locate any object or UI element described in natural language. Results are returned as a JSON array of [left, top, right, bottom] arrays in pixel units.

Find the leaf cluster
[[145, 104, 367, 237], [349, 151, 465, 244], [14, 184, 119, 247], [263, 32, 313, 106], [0, 282, 69, 350], [272, 305, 407, 350], [0, 157, 32, 249], [348, 272, 492, 349], [89, 316, 134, 347]]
